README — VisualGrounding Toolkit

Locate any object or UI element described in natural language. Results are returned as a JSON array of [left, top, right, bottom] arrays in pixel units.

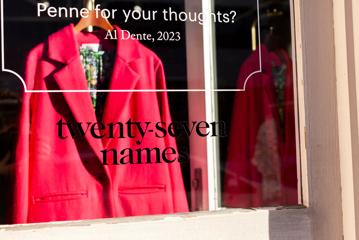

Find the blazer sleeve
[[12, 48, 38, 223], [155, 60, 189, 213]]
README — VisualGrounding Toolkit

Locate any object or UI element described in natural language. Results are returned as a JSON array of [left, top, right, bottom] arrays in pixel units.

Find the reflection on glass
[[217, 1, 298, 208]]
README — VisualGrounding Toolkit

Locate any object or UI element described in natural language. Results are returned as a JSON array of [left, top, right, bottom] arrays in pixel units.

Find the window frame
[[1, 0, 359, 238]]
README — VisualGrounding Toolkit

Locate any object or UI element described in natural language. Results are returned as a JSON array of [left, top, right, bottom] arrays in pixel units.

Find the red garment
[[13, 24, 188, 223], [223, 46, 297, 208]]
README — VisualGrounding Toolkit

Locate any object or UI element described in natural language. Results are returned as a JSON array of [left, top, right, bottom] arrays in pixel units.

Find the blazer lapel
[[52, 61, 105, 154], [101, 58, 140, 148], [101, 25, 142, 148], [46, 24, 110, 181]]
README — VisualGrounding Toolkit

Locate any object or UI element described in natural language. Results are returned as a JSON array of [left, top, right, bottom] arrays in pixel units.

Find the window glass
[[0, 0, 299, 225]]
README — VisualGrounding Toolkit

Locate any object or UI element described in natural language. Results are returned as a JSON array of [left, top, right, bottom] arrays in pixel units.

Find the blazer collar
[[47, 24, 142, 65], [47, 24, 141, 97]]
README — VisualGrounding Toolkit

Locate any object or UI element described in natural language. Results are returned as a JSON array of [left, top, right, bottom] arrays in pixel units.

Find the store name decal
[[56, 119, 227, 165]]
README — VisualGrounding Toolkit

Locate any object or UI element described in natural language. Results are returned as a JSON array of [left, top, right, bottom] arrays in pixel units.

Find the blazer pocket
[[118, 184, 169, 216], [118, 184, 166, 195], [33, 191, 88, 203]]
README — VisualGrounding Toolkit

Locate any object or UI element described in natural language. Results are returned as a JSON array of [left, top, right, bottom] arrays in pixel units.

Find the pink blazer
[[13, 24, 188, 223]]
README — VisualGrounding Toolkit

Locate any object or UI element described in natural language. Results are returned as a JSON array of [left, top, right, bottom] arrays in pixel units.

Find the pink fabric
[[13, 24, 188, 223], [223, 46, 298, 208]]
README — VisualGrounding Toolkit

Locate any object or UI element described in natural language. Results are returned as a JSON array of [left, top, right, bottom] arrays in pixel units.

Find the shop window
[[0, 0, 299, 225]]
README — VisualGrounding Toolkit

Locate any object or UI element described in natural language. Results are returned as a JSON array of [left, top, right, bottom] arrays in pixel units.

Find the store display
[[0, 0, 299, 226], [12, 24, 188, 223]]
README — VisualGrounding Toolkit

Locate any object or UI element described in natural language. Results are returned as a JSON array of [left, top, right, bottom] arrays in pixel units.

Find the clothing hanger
[[74, 0, 114, 33]]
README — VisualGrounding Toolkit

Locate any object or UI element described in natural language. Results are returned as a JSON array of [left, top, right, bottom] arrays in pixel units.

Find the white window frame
[[1, 0, 359, 239]]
